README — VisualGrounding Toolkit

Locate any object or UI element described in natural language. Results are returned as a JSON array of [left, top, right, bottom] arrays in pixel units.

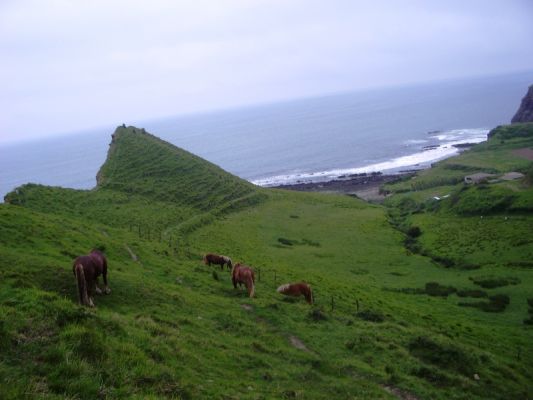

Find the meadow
[[0, 125, 531, 399]]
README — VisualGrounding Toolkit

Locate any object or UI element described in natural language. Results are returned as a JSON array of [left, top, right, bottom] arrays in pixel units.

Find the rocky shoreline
[[271, 141, 480, 201], [273, 171, 416, 201]]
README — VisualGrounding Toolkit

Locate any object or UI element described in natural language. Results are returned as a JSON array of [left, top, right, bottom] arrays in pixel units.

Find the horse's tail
[[203, 254, 208, 265], [74, 264, 89, 306], [247, 275, 255, 298], [231, 264, 238, 288]]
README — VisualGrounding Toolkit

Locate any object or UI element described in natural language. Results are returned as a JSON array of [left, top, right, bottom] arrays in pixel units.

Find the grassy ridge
[[1, 125, 532, 399], [96, 126, 259, 210]]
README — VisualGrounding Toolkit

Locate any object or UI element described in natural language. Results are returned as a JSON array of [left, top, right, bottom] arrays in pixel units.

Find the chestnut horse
[[203, 253, 233, 270], [231, 263, 255, 298], [277, 282, 313, 304], [72, 249, 111, 307]]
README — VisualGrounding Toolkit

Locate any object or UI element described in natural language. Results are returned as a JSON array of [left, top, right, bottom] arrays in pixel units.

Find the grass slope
[[96, 126, 259, 210], [1, 125, 532, 399]]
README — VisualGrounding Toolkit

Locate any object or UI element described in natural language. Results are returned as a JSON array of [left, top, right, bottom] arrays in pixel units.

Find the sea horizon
[[1, 70, 533, 200]]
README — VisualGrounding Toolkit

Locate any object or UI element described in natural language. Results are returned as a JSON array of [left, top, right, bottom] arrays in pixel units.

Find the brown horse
[[72, 249, 111, 307], [203, 253, 233, 270], [231, 263, 255, 298], [277, 282, 313, 304]]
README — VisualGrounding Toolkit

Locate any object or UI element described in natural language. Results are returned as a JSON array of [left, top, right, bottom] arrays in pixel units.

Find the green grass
[[1, 125, 532, 399]]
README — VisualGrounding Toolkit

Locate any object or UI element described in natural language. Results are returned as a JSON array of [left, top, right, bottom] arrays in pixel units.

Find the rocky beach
[[274, 171, 416, 201]]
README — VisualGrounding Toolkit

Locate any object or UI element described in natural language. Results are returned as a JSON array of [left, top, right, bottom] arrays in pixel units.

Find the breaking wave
[[252, 128, 488, 187]]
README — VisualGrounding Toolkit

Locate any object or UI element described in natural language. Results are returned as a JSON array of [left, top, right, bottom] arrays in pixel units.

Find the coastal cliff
[[511, 84, 533, 123]]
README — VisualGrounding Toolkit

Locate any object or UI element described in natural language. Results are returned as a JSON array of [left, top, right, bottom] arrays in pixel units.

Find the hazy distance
[[1, 0, 533, 144]]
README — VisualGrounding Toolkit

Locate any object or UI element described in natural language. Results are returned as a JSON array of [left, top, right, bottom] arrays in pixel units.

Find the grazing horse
[[277, 282, 313, 304], [231, 263, 255, 298], [203, 253, 233, 270], [72, 249, 111, 307]]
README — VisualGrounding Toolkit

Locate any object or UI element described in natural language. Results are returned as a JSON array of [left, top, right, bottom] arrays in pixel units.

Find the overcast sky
[[1, 0, 533, 144]]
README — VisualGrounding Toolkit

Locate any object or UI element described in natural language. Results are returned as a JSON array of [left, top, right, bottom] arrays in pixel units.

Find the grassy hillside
[[4, 126, 266, 235], [1, 126, 532, 399], [96, 126, 259, 210]]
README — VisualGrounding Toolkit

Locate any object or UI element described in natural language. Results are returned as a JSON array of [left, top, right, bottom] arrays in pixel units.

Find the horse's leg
[[84, 278, 95, 307], [93, 277, 103, 295], [75, 264, 90, 306], [102, 261, 111, 294]]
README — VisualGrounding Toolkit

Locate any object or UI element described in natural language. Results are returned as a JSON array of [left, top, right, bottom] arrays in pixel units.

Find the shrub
[[356, 309, 385, 323], [308, 308, 327, 322], [278, 238, 296, 246], [456, 290, 487, 298], [470, 276, 520, 289], [407, 226, 421, 238], [458, 294, 510, 313], [413, 366, 455, 387], [425, 282, 456, 297], [453, 186, 516, 215], [408, 336, 475, 376], [431, 255, 455, 268]]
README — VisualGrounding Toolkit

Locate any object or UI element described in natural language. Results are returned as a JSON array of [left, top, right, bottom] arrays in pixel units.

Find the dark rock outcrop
[[511, 85, 533, 123]]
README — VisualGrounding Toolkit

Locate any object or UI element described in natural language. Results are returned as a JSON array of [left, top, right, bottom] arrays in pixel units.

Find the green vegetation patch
[[487, 122, 533, 141], [389, 282, 457, 298], [408, 336, 477, 376], [456, 289, 488, 298], [413, 366, 457, 388], [470, 276, 521, 289], [277, 237, 321, 247], [424, 282, 456, 297], [355, 309, 385, 323], [458, 294, 510, 313], [451, 185, 516, 215], [525, 297, 533, 325]]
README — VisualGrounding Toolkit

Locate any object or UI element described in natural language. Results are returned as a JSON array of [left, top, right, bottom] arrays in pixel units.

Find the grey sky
[[1, 0, 533, 144]]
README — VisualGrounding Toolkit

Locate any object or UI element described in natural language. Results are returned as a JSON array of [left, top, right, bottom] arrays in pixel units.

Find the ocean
[[1, 71, 533, 200]]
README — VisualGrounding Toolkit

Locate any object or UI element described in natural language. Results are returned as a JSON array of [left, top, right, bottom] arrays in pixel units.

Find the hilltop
[[96, 126, 259, 210], [1, 125, 532, 399], [512, 85, 533, 123]]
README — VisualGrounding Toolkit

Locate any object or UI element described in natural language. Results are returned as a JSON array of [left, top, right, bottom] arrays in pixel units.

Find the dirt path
[[124, 244, 139, 262], [382, 384, 421, 400], [289, 335, 311, 352]]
